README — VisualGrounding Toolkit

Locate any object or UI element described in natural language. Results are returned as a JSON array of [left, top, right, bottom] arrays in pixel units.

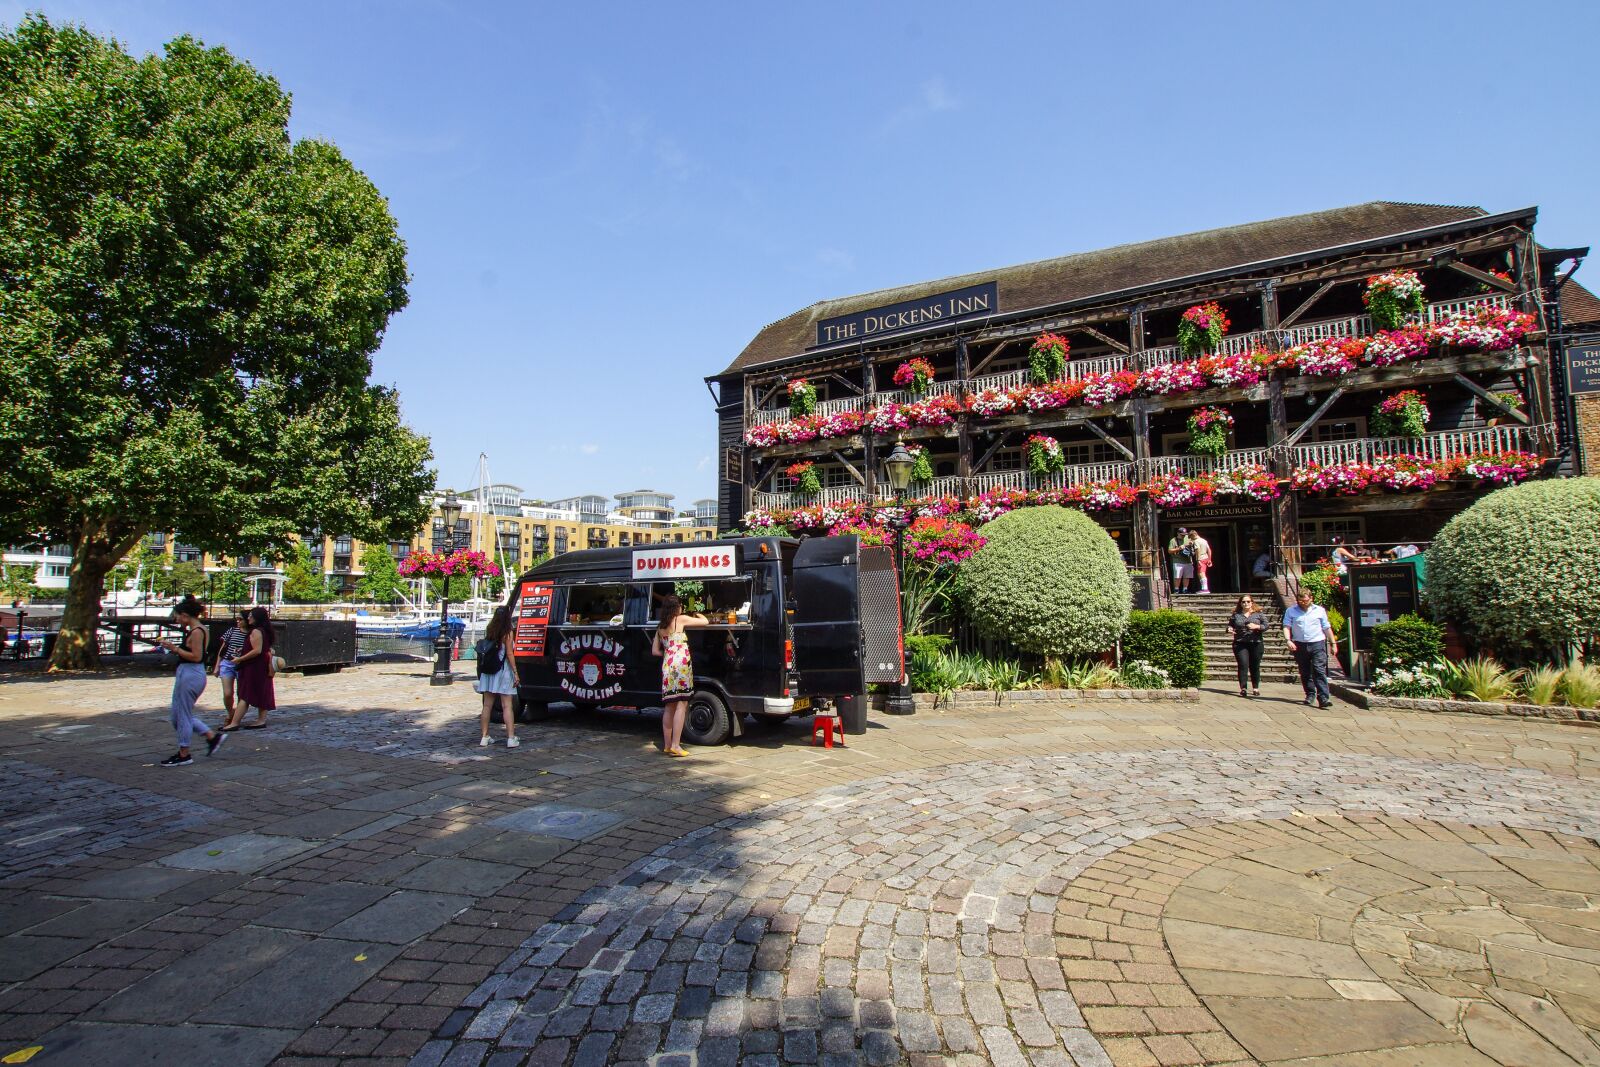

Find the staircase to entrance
[[1170, 593, 1300, 685]]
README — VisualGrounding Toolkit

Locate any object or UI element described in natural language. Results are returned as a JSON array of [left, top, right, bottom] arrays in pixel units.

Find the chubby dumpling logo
[[580, 654, 601, 688], [555, 638, 625, 702]]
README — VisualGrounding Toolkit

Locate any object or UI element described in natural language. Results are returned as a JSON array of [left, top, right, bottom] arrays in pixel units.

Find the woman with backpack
[[475, 606, 518, 748]]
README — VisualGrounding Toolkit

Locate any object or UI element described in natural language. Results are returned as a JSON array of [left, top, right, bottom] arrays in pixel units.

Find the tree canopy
[[0, 16, 434, 667]]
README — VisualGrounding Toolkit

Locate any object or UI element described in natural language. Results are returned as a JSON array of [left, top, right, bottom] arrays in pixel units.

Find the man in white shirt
[[1388, 543, 1419, 559], [1282, 588, 1338, 708]]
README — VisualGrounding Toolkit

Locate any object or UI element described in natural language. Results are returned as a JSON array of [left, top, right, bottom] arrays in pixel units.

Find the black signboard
[[1128, 570, 1153, 611], [1568, 343, 1600, 395], [814, 281, 998, 347], [1347, 563, 1420, 653]]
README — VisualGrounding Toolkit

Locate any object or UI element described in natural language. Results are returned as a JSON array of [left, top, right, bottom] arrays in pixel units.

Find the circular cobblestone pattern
[[427, 750, 1600, 1067]]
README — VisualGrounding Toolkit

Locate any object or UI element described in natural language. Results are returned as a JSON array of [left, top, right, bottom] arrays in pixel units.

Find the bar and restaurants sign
[[632, 546, 740, 580], [1346, 562, 1420, 652], [814, 281, 998, 347]]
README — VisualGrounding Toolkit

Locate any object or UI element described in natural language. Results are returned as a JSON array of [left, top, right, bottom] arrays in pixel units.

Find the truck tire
[[683, 691, 732, 746], [515, 699, 549, 723]]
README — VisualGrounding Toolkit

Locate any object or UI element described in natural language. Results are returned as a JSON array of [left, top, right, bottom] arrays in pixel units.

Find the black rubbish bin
[[837, 690, 868, 736]]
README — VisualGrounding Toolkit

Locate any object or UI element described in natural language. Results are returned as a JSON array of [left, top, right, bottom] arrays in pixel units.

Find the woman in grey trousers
[[156, 597, 225, 767]]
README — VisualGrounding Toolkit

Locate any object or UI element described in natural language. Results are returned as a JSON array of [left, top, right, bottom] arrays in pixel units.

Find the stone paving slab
[[92, 925, 309, 1023], [488, 801, 626, 841], [29, 1020, 297, 1066], [192, 936, 401, 1028], [324, 889, 475, 943], [156, 831, 320, 873]]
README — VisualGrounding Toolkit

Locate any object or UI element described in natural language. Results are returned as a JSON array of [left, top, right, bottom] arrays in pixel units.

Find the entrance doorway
[[1160, 523, 1236, 594]]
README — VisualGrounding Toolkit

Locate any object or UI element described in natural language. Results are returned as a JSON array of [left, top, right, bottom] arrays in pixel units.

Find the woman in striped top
[[217, 609, 250, 731]]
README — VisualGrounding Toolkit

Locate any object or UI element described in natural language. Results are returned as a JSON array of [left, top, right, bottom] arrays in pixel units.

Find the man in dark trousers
[[1282, 587, 1338, 708]]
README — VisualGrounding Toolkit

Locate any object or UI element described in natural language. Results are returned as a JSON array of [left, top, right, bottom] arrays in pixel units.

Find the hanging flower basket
[[1028, 333, 1070, 383], [906, 444, 934, 485], [399, 549, 501, 580], [1363, 270, 1426, 330], [787, 378, 817, 418], [1026, 434, 1065, 477], [785, 460, 822, 495], [892, 357, 936, 395], [1177, 302, 1230, 358], [1185, 406, 1234, 457], [1371, 390, 1430, 438]]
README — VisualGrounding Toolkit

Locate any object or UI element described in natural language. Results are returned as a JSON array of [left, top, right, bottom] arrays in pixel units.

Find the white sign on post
[[631, 546, 739, 580]]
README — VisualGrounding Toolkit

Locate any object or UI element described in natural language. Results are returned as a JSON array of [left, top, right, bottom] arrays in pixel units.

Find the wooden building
[[707, 202, 1599, 595]]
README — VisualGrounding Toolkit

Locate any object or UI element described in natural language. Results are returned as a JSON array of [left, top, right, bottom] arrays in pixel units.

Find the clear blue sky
[[11, 1, 1600, 507]]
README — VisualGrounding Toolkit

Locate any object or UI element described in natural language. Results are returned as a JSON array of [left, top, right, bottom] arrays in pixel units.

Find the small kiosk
[[508, 536, 903, 744]]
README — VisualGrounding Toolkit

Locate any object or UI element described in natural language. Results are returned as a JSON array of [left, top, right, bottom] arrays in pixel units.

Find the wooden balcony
[[744, 294, 1523, 433], [1288, 422, 1543, 468], [969, 463, 1136, 495]]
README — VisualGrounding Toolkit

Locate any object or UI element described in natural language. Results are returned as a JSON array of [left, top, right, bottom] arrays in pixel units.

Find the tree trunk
[[49, 526, 140, 671]]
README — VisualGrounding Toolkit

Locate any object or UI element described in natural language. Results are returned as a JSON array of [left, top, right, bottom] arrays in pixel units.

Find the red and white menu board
[[513, 580, 554, 657]]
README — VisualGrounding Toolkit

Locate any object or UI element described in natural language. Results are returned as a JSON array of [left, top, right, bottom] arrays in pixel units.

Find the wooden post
[[1128, 306, 1147, 372], [956, 336, 973, 495], [1130, 403, 1159, 586], [862, 349, 879, 499], [1267, 375, 1302, 580]]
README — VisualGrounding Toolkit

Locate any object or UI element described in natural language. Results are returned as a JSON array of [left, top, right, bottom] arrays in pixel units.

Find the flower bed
[[1291, 450, 1541, 494]]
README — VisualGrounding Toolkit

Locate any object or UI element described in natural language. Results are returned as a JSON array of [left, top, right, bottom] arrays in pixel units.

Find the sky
[[9, 1, 1600, 508]]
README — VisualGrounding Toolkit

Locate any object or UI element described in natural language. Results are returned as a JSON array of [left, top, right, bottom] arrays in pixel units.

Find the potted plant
[[785, 460, 822, 495], [1371, 390, 1429, 438], [787, 378, 817, 418], [1178, 302, 1230, 358], [1363, 269, 1426, 330], [1028, 333, 1069, 384], [1482, 390, 1523, 426], [907, 444, 934, 485], [1026, 434, 1066, 477], [1185, 406, 1234, 457], [892, 357, 936, 395]]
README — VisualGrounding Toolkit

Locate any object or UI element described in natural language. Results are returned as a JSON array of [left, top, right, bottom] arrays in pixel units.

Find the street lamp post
[[430, 490, 462, 687], [881, 441, 917, 716]]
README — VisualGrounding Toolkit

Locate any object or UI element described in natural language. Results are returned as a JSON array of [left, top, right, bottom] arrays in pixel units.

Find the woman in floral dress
[[651, 595, 708, 757]]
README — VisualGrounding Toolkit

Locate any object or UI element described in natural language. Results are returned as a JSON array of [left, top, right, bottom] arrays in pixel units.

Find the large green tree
[[355, 543, 406, 603], [282, 543, 333, 602], [0, 17, 434, 668]]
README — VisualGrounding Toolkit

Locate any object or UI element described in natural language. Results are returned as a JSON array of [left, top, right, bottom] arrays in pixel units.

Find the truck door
[[790, 536, 902, 694]]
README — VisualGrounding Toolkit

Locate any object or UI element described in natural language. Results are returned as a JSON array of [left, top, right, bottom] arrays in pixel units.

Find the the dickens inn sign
[[814, 282, 998, 347]]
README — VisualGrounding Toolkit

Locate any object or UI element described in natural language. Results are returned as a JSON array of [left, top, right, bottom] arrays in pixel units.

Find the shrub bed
[[1122, 610, 1206, 689]]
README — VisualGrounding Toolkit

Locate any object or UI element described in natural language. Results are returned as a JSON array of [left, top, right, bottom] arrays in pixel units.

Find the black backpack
[[475, 637, 505, 677]]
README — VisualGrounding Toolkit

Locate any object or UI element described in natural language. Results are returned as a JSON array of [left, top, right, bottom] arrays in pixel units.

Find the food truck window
[[564, 584, 627, 626], [639, 578, 751, 624]]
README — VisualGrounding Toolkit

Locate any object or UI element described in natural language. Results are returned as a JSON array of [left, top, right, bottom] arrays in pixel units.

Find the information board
[[513, 579, 554, 658], [1346, 563, 1420, 652], [1567, 343, 1600, 395]]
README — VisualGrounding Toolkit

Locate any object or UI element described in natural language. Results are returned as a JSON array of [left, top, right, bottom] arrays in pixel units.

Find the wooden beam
[[831, 451, 865, 484], [1451, 374, 1530, 425], [1080, 419, 1135, 461], [1283, 385, 1348, 448], [974, 431, 1014, 474], [1074, 325, 1129, 355], [1278, 280, 1337, 330], [967, 340, 1015, 379], [754, 379, 785, 410], [822, 372, 864, 397], [1448, 261, 1516, 293]]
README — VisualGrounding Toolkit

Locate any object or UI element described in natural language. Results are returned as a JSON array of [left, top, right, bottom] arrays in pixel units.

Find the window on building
[[46, 564, 69, 578], [554, 529, 568, 554], [1062, 440, 1125, 465], [1299, 518, 1366, 558], [173, 542, 203, 564], [990, 447, 1024, 472], [1313, 418, 1367, 443]]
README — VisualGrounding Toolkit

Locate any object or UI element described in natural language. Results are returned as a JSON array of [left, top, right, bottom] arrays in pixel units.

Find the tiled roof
[[718, 201, 1494, 376]]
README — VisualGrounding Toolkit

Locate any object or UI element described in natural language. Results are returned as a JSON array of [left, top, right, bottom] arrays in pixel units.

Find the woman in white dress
[[474, 606, 519, 748]]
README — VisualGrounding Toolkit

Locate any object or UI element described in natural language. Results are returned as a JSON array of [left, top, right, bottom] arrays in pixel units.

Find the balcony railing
[[1146, 448, 1274, 478], [1289, 422, 1542, 468], [970, 463, 1136, 495], [746, 295, 1524, 434]]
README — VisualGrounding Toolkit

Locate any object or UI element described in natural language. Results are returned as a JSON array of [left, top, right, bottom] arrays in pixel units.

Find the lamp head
[[440, 489, 462, 528], [883, 441, 915, 493]]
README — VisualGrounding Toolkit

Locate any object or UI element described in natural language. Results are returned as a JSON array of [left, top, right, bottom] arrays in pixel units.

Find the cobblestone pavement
[[3, 663, 1600, 1067]]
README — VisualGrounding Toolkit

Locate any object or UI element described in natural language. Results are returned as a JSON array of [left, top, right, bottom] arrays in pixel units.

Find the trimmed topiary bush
[[1427, 478, 1600, 662], [1371, 614, 1444, 668], [1122, 610, 1205, 688], [960, 506, 1131, 660]]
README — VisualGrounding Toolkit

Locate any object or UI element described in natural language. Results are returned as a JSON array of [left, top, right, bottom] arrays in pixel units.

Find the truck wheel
[[683, 691, 732, 746], [516, 699, 549, 723]]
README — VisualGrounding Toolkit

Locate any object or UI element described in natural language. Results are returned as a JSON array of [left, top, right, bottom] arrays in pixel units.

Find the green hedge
[[1123, 610, 1205, 689], [904, 634, 952, 659], [1371, 614, 1444, 668]]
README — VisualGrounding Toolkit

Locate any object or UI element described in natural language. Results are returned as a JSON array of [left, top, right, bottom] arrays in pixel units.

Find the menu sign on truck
[[513, 579, 554, 657], [631, 546, 740, 580]]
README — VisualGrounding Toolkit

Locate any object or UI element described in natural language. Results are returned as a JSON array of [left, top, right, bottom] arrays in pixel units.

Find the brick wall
[[1578, 394, 1600, 476]]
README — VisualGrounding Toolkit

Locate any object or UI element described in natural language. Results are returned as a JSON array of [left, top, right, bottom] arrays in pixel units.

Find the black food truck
[[508, 536, 902, 745]]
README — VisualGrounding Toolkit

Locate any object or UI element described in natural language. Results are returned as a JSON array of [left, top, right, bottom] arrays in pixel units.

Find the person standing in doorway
[[216, 609, 250, 730], [232, 606, 277, 728], [1228, 594, 1266, 698], [1191, 530, 1213, 593], [1282, 588, 1337, 709], [651, 595, 708, 757], [1166, 528, 1192, 595], [155, 597, 224, 766], [474, 606, 519, 748]]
